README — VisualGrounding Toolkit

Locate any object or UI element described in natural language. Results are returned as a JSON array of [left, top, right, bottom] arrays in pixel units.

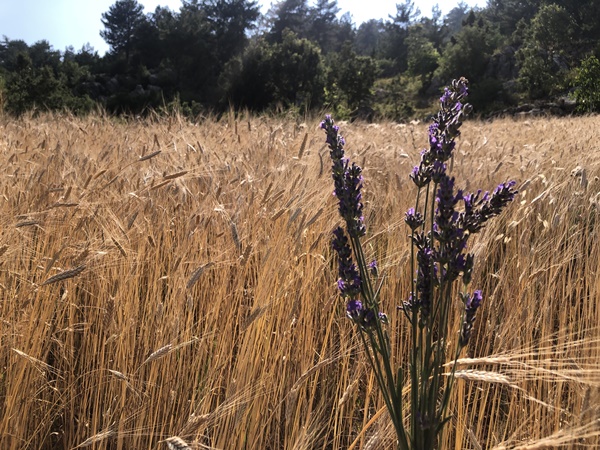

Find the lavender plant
[[322, 78, 517, 450]]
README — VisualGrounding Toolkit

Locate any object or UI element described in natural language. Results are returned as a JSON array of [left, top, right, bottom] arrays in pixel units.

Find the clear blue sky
[[0, 0, 486, 55]]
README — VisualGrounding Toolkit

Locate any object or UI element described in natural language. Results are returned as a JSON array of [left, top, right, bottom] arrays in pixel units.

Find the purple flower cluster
[[331, 226, 362, 300], [332, 211, 379, 328], [324, 116, 387, 330], [321, 115, 366, 239], [405, 78, 517, 337]]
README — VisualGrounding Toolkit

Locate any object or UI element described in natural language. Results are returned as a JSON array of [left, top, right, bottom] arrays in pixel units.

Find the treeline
[[1, 0, 599, 119]]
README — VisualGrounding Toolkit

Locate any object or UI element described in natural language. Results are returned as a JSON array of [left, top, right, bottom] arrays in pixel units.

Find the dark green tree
[[203, 0, 260, 66], [267, 0, 310, 43], [406, 25, 440, 88], [270, 30, 326, 109], [307, 0, 340, 53], [100, 0, 145, 63], [444, 2, 470, 38], [224, 31, 325, 111], [484, 0, 541, 36], [355, 19, 385, 56], [221, 38, 275, 110], [0, 38, 35, 71], [379, 0, 420, 74], [327, 44, 377, 115], [543, 0, 600, 54], [4, 53, 70, 115], [436, 14, 501, 83], [517, 4, 574, 98], [417, 5, 446, 51], [573, 55, 600, 112], [169, 1, 217, 103]]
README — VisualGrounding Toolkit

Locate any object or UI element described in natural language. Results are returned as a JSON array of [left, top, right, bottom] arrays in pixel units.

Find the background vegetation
[[1, 0, 600, 119], [1, 112, 599, 449]]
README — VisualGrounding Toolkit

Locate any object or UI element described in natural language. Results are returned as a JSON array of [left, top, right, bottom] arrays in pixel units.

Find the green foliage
[[4, 54, 74, 115], [269, 31, 326, 109], [307, 0, 341, 53], [530, 4, 574, 55], [516, 46, 557, 99], [373, 75, 416, 121], [406, 25, 440, 87], [100, 0, 145, 62], [516, 4, 573, 99], [484, 0, 540, 36], [223, 32, 325, 111], [573, 55, 600, 112], [221, 40, 275, 110], [436, 16, 501, 83], [379, 0, 421, 75], [326, 44, 377, 112], [355, 20, 384, 57], [267, 0, 310, 43], [467, 77, 511, 114], [2, 0, 600, 117]]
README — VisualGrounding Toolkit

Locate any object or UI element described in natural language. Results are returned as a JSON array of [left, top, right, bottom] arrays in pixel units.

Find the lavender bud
[[460, 290, 483, 346], [405, 208, 424, 231], [360, 308, 388, 328], [346, 299, 364, 321], [332, 227, 362, 299], [410, 164, 431, 188], [368, 260, 378, 277], [462, 253, 475, 285]]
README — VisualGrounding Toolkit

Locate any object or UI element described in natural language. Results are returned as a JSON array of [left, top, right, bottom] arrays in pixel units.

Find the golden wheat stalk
[[73, 427, 116, 448], [12, 348, 62, 378], [186, 263, 213, 289], [42, 265, 86, 285], [139, 344, 173, 367], [163, 436, 191, 450], [139, 150, 161, 161]]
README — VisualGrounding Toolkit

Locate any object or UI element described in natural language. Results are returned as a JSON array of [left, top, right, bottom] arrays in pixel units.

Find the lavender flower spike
[[321, 115, 366, 238]]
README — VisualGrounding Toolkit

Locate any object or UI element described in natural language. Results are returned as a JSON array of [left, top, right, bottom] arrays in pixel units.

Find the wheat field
[[0, 111, 599, 450]]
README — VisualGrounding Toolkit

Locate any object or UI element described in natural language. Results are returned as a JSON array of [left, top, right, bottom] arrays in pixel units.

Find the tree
[[484, 0, 541, 36], [307, 0, 340, 53], [355, 19, 385, 56], [516, 4, 574, 99], [436, 15, 501, 84], [379, 0, 421, 74], [163, 1, 218, 104], [3, 53, 73, 115], [203, 0, 260, 66], [406, 25, 439, 88], [225, 31, 325, 110], [100, 0, 145, 63], [221, 39, 276, 110], [542, 0, 600, 55], [0, 38, 33, 72], [530, 4, 574, 58], [270, 30, 325, 109], [327, 43, 376, 112], [573, 55, 600, 112], [267, 0, 310, 43], [444, 2, 470, 38]]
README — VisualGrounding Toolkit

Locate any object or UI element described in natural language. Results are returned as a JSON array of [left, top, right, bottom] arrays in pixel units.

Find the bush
[[573, 55, 600, 113]]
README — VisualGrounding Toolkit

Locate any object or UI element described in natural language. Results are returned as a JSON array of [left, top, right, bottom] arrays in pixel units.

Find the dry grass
[[0, 111, 599, 449]]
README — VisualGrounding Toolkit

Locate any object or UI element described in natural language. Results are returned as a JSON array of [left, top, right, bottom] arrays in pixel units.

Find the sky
[[0, 0, 487, 55]]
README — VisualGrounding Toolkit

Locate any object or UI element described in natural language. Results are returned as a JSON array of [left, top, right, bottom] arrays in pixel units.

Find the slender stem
[[351, 234, 409, 449]]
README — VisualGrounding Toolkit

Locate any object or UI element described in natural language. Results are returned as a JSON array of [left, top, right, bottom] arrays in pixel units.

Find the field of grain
[[1, 112, 599, 450]]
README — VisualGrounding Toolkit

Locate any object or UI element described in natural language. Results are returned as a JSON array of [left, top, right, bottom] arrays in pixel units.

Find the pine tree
[[100, 0, 145, 63]]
